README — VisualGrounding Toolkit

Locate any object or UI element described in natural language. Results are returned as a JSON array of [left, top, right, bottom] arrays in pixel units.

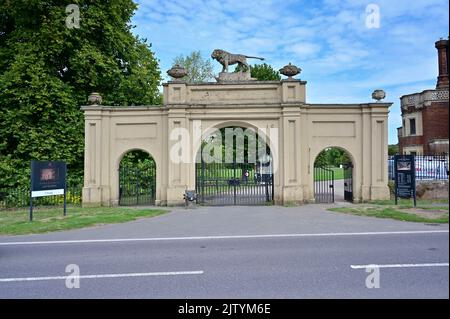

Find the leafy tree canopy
[[388, 144, 399, 156], [235, 63, 281, 81], [0, 0, 161, 189], [172, 51, 215, 83], [315, 148, 352, 167]]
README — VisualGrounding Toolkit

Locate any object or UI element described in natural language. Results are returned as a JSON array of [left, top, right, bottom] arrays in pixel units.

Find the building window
[[410, 151, 417, 156], [409, 118, 416, 135]]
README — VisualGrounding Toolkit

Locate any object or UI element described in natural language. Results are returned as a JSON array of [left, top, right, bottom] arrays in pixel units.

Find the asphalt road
[[0, 205, 448, 298]]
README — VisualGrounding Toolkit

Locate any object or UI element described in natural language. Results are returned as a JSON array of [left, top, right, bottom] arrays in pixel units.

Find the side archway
[[117, 149, 157, 206], [313, 146, 355, 203]]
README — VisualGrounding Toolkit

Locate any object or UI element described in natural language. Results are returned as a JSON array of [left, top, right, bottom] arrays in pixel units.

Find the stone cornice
[[162, 80, 308, 86], [81, 105, 164, 111]]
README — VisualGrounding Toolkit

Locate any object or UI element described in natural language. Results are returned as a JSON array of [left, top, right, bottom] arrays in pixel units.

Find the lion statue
[[211, 49, 264, 73]]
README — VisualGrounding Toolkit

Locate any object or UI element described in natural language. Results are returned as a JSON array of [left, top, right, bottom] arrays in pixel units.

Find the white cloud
[[132, 0, 449, 144], [289, 42, 321, 57]]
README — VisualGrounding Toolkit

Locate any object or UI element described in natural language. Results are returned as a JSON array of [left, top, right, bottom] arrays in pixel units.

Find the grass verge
[[0, 206, 168, 236], [328, 205, 448, 224], [369, 198, 449, 207], [314, 167, 344, 181]]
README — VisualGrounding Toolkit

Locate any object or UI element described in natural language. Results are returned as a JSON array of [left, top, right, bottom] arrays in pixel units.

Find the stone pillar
[[163, 81, 188, 104], [361, 107, 373, 202], [82, 93, 113, 207], [281, 79, 306, 103], [435, 38, 449, 89], [369, 104, 391, 201], [82, 104, 105, 207], [280, 80, 305, 204], [164, 82, 190, 205], [280, 107, 303, 204]]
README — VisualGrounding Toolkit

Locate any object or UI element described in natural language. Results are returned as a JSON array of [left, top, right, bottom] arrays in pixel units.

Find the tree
[[388, 144, 399, 155], [314, 148, 351, 167], [0, 0, 162, 189], [173, 51, 214, 83], [314, 151, 328, 167], [234, 63, 281, 81]]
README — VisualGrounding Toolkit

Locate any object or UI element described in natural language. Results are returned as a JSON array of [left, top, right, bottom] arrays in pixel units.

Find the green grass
[[369, 198, 449, 210], [283, 202, 298, 207], [328, 206, 448, 224], [198, 168, 256, 179], [314, 167, 344, 181], [0, 206, 168, 236], [370, 198, 448, 205]]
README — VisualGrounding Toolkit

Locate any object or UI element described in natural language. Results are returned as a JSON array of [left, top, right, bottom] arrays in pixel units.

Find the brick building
[[398, 38, 449, 155]]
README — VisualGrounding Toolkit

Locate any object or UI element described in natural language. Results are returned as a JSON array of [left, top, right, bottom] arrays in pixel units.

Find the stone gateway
[[82, 64, 392, 206]]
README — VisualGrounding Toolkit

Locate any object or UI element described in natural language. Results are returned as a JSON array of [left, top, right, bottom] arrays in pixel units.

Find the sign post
[[30, 161, 67, 222], [394, 155, 416, 207], [29, 163, 34, 222]]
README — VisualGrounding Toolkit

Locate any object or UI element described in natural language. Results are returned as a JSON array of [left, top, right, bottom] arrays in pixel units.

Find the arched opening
[[195, 126, 274, 205], [118, 149, 156, 206], [314, 147, 354, 203]]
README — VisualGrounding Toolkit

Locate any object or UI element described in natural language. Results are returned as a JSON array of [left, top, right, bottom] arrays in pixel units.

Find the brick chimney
[[435, 37, 449, 89]]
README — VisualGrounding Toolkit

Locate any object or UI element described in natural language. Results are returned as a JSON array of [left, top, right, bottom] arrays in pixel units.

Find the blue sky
[[131, 0, 449, 144]]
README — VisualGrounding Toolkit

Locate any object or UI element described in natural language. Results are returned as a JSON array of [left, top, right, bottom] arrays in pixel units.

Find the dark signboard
[[31, 161, 66, 197], [30, 161, 67, 221], [394, 155, 416, 206]]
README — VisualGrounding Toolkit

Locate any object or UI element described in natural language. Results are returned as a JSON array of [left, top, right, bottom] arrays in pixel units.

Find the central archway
[[195, 126, 274, 206]]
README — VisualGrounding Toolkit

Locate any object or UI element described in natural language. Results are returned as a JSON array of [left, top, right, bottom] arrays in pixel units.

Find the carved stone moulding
[[407, 95, 417, 104], [401, 89, 449, 110], [215, 71, 255, 83], [431, 89, 449, 100]]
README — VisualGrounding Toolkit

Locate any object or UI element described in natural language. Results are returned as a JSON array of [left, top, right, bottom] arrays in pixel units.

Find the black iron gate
[[344, 163, 353, 202], [314, 166, 334, 203], [119, 166, 156, 206], [196, 161, 274, 206]]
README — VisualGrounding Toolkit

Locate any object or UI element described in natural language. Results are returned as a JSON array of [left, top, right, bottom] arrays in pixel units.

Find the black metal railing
[[196, 161, 274, 206], [314, 166, 334, 203], [343, 164, 353, 202], [119, 166, 156, 206], [0, 185, 83, 210], [388, 155, 449, 180]]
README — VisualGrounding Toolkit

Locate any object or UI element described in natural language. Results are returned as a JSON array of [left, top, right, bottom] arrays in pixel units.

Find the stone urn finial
[[167, 64, 187, 80], [372, 89, 386, 102], [279, 63, 301, 79], [88, 92, 102, 105]]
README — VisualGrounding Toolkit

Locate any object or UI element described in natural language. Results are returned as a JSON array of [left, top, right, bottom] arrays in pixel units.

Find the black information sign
[[30, 161, 67, 221], [394, 155, 416, 206]]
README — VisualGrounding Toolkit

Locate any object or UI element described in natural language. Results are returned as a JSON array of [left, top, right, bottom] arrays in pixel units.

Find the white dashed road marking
[[0, 270, 204, 282], [0, 230, 447, 246], [351, 263, 449, 269]]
